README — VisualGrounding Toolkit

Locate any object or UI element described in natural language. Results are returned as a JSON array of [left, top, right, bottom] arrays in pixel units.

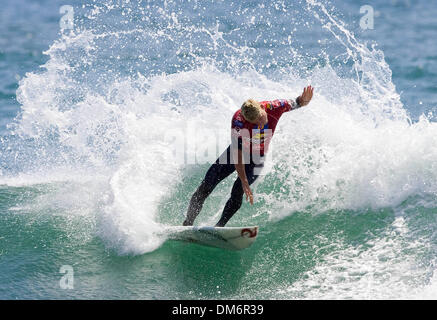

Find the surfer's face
[[254, 109, 268, 127]]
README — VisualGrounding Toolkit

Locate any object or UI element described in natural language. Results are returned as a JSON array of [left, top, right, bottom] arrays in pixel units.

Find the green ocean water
[[1, 179, 436, 299]]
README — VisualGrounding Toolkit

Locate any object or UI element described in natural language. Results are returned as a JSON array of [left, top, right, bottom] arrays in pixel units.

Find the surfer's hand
[[298, 85, 314, 106], [243, 182, 254, 205]]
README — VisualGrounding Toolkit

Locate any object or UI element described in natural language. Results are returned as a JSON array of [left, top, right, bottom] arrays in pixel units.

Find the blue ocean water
[[1, 0, 437, 299]]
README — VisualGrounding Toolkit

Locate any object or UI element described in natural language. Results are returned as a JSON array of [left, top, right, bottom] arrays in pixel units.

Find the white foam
[[276, 216, 433, 299]]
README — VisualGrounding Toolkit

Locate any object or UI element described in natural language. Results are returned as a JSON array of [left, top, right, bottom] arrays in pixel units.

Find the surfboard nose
[[241, 227, 258, 238]]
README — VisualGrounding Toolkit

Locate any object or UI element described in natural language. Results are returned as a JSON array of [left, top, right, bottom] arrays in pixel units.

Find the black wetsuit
[[183, 145, 263, 227]]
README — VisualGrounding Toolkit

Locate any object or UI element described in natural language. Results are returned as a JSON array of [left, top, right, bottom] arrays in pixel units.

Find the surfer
[[183, 86, 314, 227]]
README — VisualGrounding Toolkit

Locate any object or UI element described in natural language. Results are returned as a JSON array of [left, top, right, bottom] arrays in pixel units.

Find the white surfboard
[[166, 226, 259, 250]]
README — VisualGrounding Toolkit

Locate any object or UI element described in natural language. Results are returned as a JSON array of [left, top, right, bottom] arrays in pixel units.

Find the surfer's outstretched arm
[[296, 85, 314, 107]]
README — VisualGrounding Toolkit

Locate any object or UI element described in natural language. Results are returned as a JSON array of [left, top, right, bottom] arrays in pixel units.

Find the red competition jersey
[[231, 99, 301, 157]]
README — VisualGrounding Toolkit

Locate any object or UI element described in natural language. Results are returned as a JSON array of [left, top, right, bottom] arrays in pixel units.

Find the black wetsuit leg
[[215, 163, 262, 227], [183, 147, 235, 226]]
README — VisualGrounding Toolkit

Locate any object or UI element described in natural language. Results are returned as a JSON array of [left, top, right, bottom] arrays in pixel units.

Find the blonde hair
[[241, 99, 262, 122]]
